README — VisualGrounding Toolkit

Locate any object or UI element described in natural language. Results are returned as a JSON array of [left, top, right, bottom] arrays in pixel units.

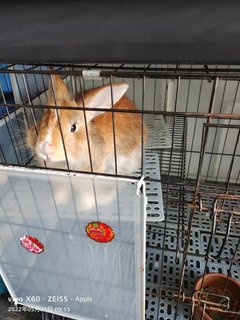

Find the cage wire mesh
[[0, 63, 239, 320]]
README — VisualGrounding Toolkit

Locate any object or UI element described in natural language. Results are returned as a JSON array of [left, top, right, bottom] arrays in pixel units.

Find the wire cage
[[0, 63, 240, 320]]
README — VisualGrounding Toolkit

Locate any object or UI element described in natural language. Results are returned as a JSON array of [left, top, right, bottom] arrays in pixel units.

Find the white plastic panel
[[0, 166, 146, 320], [144, 115, 171, 149], [143, 153, 164, 222]]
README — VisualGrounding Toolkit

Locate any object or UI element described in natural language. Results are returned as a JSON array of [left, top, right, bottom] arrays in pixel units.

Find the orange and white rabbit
[[27, 75, 148, 175]]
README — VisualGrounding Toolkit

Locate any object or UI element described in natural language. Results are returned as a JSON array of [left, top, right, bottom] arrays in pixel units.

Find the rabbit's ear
[[48, 75, 72, 104], [85, 83, 129, 121]]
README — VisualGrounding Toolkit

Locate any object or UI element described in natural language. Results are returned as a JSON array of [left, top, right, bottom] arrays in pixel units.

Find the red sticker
[[20, 236, 44, 254], [86, 222, 115, 243]]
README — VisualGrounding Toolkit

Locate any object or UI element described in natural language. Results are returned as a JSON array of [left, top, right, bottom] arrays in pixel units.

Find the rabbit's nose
[[44, 142, 53, 156]]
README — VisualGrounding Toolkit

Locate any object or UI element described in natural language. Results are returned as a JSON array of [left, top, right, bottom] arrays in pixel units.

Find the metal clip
[[82, 69, 102, 80], [137, 175, 145, 196]]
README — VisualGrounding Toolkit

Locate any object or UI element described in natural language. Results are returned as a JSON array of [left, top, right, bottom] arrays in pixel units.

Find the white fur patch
[[45, 129, 52, 144], [104, 148, 141, 175]]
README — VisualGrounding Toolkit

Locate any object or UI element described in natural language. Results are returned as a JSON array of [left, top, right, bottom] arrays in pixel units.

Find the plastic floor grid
[[145, 184, 240, 320], [143, 114, 172, 222]]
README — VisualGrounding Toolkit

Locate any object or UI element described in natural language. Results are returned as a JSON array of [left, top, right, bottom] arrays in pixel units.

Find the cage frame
[[0, 62, 239, 320]]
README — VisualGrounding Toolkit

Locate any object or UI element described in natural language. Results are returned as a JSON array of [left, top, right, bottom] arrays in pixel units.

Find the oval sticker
[[86, 222, 115, 243], [20, 235, 44, 254]]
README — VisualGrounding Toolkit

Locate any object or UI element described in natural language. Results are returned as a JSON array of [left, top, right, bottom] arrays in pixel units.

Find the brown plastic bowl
[[193, 273, 240, 320]]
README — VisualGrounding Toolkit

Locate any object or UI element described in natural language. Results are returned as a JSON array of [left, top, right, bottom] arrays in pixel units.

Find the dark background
[[0, 0, 240, 64]]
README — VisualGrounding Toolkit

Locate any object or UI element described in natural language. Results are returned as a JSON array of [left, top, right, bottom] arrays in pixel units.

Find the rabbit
[[27, 75, 148, 175], [26, 75, 148, 211]]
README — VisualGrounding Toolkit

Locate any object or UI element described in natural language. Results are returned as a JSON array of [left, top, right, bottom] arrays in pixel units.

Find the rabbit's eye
[[70, 124, 77, 132]]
